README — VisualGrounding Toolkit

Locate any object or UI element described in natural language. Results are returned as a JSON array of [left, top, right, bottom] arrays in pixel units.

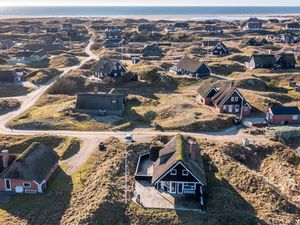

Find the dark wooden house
[[246, 53, 296, 69], [210, 42, 229, 56], [170, 57, 211, 77], [174, 22, 189, 30], [92, 57, 126, 78], [0, 70, 16, 83], [242, 18, 262, 31], [210, 84, 251, 116], [285, 23, 300, 31], [138, 23, 157, 33], [135, 135, 206, 210], [141, 44, 164, 58]]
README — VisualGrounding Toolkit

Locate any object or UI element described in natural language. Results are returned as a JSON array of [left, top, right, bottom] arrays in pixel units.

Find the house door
[[177, 183, 183, 194], [170, 182, 176, 193], [4, 179, 11, 191], [228, 105, 233, 113]]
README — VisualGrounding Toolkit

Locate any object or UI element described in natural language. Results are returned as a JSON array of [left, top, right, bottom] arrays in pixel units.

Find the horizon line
[[2, 5, 300, 7]]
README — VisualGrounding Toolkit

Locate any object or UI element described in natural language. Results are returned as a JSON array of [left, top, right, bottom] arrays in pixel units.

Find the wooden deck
[[133, 180, 202, 211]]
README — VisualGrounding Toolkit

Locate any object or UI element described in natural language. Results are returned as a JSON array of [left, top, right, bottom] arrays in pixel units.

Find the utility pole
[[124, 148, 128, 204]]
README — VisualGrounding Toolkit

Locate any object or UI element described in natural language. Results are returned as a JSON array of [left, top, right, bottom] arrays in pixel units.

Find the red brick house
[[197, 83, 251, 116], [196, 83, 218, 105], [0, 143, 59, 194], [266, 106, 300, 125]]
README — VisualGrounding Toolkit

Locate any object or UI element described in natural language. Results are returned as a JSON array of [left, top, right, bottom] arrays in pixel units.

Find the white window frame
[[223, 105, 226, 110], [235, 97, 239, 102], [170, 169, 177, 175], [23, 182, 31, 188], [231, 96, 234, 102], [235, 105, 240, 112], [292, 115, 298, 121], [182, 169, 189, 176], [170, 182, 176, 193]]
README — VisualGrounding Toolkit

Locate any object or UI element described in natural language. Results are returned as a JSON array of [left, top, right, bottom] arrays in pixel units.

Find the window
[[182, 169, 189, 176], [118, 65, 122, 69], [223, 105, 226, 110], [114, 73, 118, 77], [183, 183, 196, 190], [112, 100, 117, 104], [235, 105, 239, 112], [292, 115, 299, 121], [170, 169, 177, 175], [23, 182, 31, 188], [231, 97, 234, 102], [235, 97, 239, 102]]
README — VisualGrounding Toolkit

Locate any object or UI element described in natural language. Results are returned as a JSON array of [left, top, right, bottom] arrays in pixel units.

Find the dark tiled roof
[[275, 53, 296, 65], [250, 54, 276, 65], [197, 82, 216, 97], [152, 135, 206, 185], [286, 23, 300, 29], [141, 44, 164, 57], [0, 143, 59, 183], [212, 42, 229, 52], [176, 57, 206, 73], [270, 106, 300, 115], [93, 57, 125, 74]]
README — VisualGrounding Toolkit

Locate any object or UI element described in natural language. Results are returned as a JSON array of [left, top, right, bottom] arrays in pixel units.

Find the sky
[[0, 0, 300, 7]]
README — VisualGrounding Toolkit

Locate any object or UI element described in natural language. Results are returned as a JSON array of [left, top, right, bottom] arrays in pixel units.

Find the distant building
[[104, 30, 122, 40], [75, 88, 127, 116], [246, 37, 268, 46], [210, 42, 230, 56], [62, 23, 73, 31], [0, 70, 16, 83], [170, 56, 211, 77], [166, 24, 175, 32], [174, 22, 189, 30], [0, 39, 14, 50], [93, 57, 126, 78], [242, 17, 262, 31], [0, 143, 59, 194], [196, 82, 251, 116], [268, 19, 280, 24], [46, 27, 59, 33], [281, 33, 299, 44], [266, 106, 300, 125], [141, 44, 164, 58], [202, 26, 223, 34], [285, 23, 300, 31], [138, 23, 157, 33], [246, 53, 296, 69]]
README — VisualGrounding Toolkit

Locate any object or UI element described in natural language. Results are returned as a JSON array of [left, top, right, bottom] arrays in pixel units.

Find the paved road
[[0, 27, 267, 173]]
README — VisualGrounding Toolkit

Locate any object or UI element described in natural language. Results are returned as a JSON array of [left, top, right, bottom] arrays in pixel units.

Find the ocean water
[[0, 6, 300, 20]]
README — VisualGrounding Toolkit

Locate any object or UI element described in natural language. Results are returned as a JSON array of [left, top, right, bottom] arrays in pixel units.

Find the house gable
[[155, 161, 204, 185]]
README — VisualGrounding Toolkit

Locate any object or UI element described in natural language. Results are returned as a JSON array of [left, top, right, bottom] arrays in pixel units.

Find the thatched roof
[[197, 82, 217, 97], [0, 143, 59, 183], [93, 57, 125, 74], [152, 135, 206, 185], [141, 44, 164, 57]]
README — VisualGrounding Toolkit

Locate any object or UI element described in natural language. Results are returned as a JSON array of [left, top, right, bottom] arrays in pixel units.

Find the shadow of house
[[175, 154, 269, 225]]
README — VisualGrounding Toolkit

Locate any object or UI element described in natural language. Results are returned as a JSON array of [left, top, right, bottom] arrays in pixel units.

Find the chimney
[[1, 150, 9, 168], [93, 86, 98, 94], [189, 141, 198, 161]]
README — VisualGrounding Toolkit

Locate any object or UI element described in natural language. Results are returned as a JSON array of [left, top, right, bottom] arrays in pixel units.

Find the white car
[[124, 134, 134, 143]]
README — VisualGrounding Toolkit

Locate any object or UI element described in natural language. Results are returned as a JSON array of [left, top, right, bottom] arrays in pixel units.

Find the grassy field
[[0, 136, 298, 225], [0, 84, 32, 98]]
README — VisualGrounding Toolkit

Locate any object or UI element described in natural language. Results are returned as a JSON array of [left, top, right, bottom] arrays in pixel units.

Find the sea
[[0, 6, 300, 20]]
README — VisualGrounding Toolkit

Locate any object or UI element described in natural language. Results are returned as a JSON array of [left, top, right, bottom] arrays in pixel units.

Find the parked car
[[98, 142, 106, 151], [124, 134, 134, 143]]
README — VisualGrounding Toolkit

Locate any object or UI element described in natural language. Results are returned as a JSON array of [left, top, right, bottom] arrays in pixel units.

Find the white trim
[[23, 182, 31, 188], [203, 86, 218, 98], [182, 169, 189, 176], [218, 88, 251, 109], [155, 161, 205, 186], [170, 169, 177, 175], [4, 179, 11, 191]]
